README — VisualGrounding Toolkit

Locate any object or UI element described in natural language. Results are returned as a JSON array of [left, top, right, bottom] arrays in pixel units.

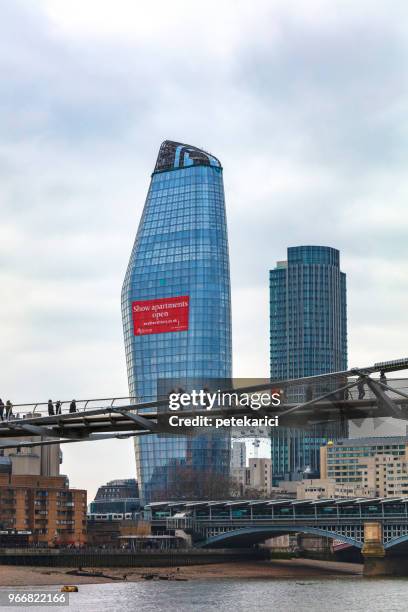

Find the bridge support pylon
[[361, 522, 408, 577], [361, 522, 387, 576]]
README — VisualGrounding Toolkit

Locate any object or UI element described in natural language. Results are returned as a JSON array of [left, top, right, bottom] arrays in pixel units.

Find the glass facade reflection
[[269, 246, 348, 482], [121, 141, 232, 503]]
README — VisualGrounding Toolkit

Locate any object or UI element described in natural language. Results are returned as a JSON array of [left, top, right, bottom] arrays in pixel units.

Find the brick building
[[0, 472, 87, 546]]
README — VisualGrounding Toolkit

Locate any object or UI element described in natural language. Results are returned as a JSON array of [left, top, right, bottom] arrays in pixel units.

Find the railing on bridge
[[7, 354, 408, 420], [2, 395, 147, 420], [1, 357, 408, 448], [4, 377, 408, 420]]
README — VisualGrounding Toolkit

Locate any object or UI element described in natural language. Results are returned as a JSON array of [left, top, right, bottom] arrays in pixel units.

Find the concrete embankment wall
[[0, 548, 268, 568]]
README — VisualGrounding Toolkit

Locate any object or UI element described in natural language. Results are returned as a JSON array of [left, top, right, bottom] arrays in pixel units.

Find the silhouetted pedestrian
[[357, 379, 366, 400], [380, 370, 387, 388], [5, 400, 13, 420], [0, 399, 4, 421], [48, 399, 54, 416], [69, 400, 77, 413], [55, 400, 61, 415]]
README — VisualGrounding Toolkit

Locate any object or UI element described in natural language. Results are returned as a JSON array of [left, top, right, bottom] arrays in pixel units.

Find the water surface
[[6, 578, 408, 612]]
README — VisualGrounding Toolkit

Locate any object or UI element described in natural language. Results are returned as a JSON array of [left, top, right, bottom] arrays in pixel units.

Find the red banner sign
[[132, 296, 190, 336]]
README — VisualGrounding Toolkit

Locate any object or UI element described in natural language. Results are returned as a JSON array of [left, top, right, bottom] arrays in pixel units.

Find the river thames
[[6, 578, 408, 612]]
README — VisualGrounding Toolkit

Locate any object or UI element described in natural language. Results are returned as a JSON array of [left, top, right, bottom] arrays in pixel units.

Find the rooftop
[[154, 140, 221, 173], [328, 436, 408, 448], [146, 497, 408, 509]]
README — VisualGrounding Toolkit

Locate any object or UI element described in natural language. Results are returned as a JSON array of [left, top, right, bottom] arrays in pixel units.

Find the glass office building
[[89, 479, 140, 515], [121, 141, 232, 503], [269, 246, 348, 483]]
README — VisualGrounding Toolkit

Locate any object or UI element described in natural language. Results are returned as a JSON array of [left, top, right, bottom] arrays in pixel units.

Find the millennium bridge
[[1, 357, 408, 450], [147, 497, 408, 576]]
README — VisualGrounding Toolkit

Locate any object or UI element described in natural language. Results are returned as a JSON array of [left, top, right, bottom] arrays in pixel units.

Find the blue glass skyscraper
[[269, 246, 348, 482], [121, 141, 232, 502]]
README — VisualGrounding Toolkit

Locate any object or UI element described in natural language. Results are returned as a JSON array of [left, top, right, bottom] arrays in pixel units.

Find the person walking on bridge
[[0, 399, 4, 421], [5, 400, 13, 420], [69, 399, 77, 413], [55, 400, 61, 415], [48, 400, 54, 416], [380, 370, 387, 388], [357, 379, 366, 400]]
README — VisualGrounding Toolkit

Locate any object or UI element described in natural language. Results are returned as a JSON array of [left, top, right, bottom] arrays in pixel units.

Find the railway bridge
[[147, 497, 408, 576]]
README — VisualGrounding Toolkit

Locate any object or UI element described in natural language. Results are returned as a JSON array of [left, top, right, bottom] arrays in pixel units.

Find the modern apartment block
[[122, 140, 232, 502], [320, 437, 408, 497], [321, 437, 408, 481], [269, 246, 348, 482], [0, 467, 87, 546], [359, 455, 408, 497]]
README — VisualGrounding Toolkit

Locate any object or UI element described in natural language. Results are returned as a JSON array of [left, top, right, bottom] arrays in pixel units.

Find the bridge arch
[[384, 534, 408, 550], [201, 525, 362, 549]]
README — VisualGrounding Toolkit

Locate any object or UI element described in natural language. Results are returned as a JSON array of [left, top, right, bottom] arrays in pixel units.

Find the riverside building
[[0, 460, 86, 547]]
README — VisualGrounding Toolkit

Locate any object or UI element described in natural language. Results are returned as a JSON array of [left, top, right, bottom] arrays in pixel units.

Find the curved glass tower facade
[[122, 141, 232, 503]]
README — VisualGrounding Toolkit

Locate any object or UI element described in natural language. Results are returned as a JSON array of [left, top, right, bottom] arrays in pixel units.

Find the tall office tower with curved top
[[122, 141, 232, 503]]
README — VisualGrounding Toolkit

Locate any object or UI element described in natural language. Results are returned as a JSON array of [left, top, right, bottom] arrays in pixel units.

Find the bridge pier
[[362, 522, 408, 577], [362, 522, 386, 576], [363, 554, 408, 577]]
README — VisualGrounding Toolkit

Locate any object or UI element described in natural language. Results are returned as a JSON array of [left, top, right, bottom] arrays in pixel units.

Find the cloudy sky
[[1, 0, 408, 499]]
